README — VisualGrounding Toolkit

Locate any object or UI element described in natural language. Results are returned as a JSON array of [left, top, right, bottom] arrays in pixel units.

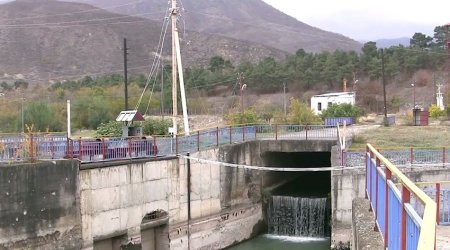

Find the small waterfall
[[268, 196, 328, 237]]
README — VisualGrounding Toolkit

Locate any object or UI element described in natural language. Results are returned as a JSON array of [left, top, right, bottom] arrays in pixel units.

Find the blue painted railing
[[366, 144, 436, 250]]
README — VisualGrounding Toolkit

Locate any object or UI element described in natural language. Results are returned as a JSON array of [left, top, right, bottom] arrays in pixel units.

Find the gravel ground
[[437, 226, 450, 250]]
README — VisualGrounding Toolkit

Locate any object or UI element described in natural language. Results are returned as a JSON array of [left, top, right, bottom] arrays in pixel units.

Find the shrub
[[225, 108, 260, 125], [142, 118, 173, 136], [429, 104, 445, 118], [96, 121, 122, 137], [321, 103, 362, 120], [288, 98, 322, 125]]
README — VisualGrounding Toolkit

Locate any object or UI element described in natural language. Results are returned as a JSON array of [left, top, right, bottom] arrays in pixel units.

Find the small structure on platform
[[311, 92, 355, 115], [116, 110, 145, 137], [413, 108, 429, 126]]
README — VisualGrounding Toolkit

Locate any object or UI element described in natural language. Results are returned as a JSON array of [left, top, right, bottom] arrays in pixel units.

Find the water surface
[[227, 234, 330, 250]]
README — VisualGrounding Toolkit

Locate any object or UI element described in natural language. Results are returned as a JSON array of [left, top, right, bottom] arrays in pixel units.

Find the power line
[[0, 11, 165, 28], [0, 0, 146, 22]]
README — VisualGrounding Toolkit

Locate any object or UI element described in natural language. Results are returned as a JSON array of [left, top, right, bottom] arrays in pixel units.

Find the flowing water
[[228, 195, 330, 249]]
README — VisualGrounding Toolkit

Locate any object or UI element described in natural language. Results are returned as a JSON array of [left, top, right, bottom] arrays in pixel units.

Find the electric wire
[[0, 0, 146, 22]]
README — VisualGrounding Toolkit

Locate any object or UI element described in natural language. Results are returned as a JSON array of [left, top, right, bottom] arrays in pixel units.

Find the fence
[[0, 124, 338, 163], [346, 147, 450, 167], [366, 144, 436, 250], [413, 181, 450, 225]]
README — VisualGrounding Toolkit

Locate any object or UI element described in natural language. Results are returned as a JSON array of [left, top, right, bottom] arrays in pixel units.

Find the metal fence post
[[229, 126, 232, 144], [176, 135, 179, 155], [197, 131, 200, 152], [79, 139, 82, 161], [401, 185, 411, 250], [51, 137, 55, 159], [374, 157, 380, 232], [443, 147, 446, 167], [410, 147, 414, 166], [102, 138, 106, 160], [305, 124, 308, 140], [275, 124, 278, 141], [436, 183, 441, 225], [216, 127, 219, 147], [384, 167, 392, 249], [365, 146, 369, 199], [242, 126, 245, 142], [30, 133, 34, 162]]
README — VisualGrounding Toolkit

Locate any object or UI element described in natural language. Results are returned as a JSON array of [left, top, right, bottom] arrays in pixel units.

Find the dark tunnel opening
[[261, 151, 332, 238]]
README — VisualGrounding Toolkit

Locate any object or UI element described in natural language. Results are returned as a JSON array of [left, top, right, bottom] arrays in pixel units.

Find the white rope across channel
[[179, 155, 366, 172]]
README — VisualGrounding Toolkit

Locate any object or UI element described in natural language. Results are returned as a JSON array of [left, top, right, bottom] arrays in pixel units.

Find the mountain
[[0, 0, 286, 83], [66, 0, 362, 53], [374, 37, 410, 48]]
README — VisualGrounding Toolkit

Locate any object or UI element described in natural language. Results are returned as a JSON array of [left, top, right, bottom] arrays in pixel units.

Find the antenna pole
[[123, 38, 129, 111]]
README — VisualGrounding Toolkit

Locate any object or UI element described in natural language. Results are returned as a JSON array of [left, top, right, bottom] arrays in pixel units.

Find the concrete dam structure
[[0, 139, 337, 250]]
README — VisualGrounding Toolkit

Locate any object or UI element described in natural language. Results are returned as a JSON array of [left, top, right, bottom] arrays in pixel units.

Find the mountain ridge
[[65, 0, 362, 53]]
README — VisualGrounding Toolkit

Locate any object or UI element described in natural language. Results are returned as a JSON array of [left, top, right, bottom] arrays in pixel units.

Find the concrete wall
[[0, 160, 81, 250]]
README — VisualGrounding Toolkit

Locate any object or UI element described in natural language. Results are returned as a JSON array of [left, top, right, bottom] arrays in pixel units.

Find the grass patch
[[349, 125, 450, 150]]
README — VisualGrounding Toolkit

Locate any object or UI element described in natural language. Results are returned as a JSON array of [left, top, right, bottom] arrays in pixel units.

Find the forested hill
[[0, 0, 286, 83], [67, 0, 362, 53]]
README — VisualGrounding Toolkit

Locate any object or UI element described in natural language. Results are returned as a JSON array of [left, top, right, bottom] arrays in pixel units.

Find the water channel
[[227, 234, 330, 250]]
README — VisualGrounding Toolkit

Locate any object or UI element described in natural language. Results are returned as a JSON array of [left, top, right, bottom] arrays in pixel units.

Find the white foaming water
[[264, 234, 329, 243]]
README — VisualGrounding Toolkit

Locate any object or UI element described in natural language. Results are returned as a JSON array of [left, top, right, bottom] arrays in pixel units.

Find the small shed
[[311, 92, 355, 115], [116, 110, 145, 137], [412, 108, 429, 126]]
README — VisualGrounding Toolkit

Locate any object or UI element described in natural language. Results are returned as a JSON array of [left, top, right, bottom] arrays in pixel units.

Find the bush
[[96, 121, 122, 137], [321, 103, 362, 120], [225, 108, 260, 125], [143, 118, 173, 136], [288, 98, 322, 125], [429, 104, 445, 118]]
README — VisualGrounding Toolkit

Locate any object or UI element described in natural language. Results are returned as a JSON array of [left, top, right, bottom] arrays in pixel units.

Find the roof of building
[[312, 91, 355, 98], [116, 110, 145, 122]]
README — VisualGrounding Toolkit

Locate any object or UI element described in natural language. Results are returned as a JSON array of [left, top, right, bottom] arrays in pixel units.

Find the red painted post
[[443, 147, 446, 167], [275, 124, 278, 141], [305, 124, 308, 140], [101, 138, 106, 160], [401, 186, 411, 250], [242, 126, 245, 142], [216, 127, 219, 146], [410, 147, 414, 166], [153, 136, 157, 156], [30, 133, 34, 161], [374, 157, 380, 231], [254, 125, 257, 140], [79, 139, 83, 161], [384, 167, 392, 249], [128, 139, 132, 157], [197, 131, 200, 151], [51, 137, 55, 159], [176, 136, 179, 155], [436, 183, 441, 225], [229, 126, 232, 144], [70, 139, 74, 159]]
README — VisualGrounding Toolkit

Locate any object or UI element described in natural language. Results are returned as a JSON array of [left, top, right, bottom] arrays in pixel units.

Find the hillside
[[0, 0, 286, 83], [66, 0, 362, 53]]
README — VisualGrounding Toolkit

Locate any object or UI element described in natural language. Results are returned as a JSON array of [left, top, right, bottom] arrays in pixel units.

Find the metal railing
[[0, 124, 337, 163], [346, 147, 450, 168], [412, 181, 450, 225], [366, 144, 436, 250]]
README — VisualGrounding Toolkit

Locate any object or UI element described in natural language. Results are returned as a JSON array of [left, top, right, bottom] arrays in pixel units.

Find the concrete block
[[160, 162, 168, 179], [210, 179, 220, 199], [81, 214, 92, 243], [92, 187, 120, 213], [119, 186, 129, 208], [129, 183, 144, 206], [130, 164, 143, 183], [201, 199, 212, 217], [79, 170, 91, 191], [92, 209, 121, 237], [90, 167, 121, 190], [191, 200, 202, 219], [119, 207, 129, 230], [118, 166, 129, 186], [210, 199, 221, 214], [169, 235, 188, 250], [144, 200, 169, 214], [80, 190, 92, 215], [125, 205, 143, 229], [143, 162, 160, 181]]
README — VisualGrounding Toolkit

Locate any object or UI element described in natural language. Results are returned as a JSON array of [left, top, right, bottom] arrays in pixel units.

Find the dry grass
[[350, 125, 450, 150]]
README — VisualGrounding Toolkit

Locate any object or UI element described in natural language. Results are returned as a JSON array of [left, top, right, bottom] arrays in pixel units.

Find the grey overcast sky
[[262, 0, 449, 41]]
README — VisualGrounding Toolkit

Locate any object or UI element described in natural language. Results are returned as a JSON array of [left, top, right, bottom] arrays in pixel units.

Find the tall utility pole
[[237, 72, 245, 114], [123, 38, 129, 111], [381, 49, 388, 125], [171, 0, 190, 136], [283, 82, 287, 117], [171, 0, 178, 136], [161, 63, 165, 119]]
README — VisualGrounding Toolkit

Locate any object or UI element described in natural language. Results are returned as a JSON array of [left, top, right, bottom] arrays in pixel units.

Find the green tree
[[288, 98, 321, 124], [321, 103, 361, 120], [23, 101, 62, 131], [410, 32, 433, 49]]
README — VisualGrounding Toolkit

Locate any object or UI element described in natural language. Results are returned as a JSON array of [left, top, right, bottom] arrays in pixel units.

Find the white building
[[311, 92, 355, 115]]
